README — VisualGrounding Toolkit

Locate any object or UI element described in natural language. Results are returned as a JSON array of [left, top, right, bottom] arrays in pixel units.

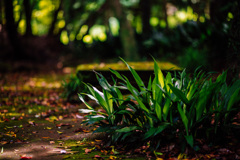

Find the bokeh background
[[0, 0, 239, 74]]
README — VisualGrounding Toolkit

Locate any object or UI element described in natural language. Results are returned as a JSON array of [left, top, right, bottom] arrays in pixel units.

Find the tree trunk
[[0, 0, 2, 24], [0, 0, 4, 45], [4, 0, 25, 59], [48, 0, 63, 36], [23, 0, 32, 36], [110, 0, 139, 61], [162, 0, 169, 30], [140, 0, 151, 39], [228, 1, 240, 76], [209, 0, 228, 25]]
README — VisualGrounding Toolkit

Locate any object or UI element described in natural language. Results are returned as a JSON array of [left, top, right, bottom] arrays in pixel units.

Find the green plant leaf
[[144, 123, 169, 139], [227, 87, 240, 111], [155, 103, 162, 121], [153, 58, 165, 88], [123, 75, 150, 114], [147, 76, 152, 91], [120, 57, 146, 91], [169, 84, 189, 104], [79, 109, 95, 113], [116, 126, 139, 132], [78, 93, 94, 110], [163, 98, 171, 121], [185, 135, 194, 147], [165, 72, 172, 93], [109, 68, 126, 82], [87, 117, 105, 124], [177, 103, 189, 135], [103, 89, 113, 114], [195, 90, 207, 121], [216, 71, 227, 83], [187, 83, 197, 100]]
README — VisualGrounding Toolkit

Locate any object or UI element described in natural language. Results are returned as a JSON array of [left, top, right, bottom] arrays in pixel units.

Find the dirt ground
[[0, 71, 103, 160]]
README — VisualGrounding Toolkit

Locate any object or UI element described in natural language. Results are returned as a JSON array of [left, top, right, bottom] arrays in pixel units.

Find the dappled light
[[0, 0, 239, 159]]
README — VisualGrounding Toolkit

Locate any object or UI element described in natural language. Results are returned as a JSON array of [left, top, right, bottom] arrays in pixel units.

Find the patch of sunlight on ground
[[1, 73, 68, 91]]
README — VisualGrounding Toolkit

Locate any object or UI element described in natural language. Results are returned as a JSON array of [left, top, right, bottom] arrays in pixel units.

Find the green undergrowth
[[78, 58, 240, 154]]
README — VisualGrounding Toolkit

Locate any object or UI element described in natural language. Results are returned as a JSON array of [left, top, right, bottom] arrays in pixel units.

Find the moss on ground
[[77, 61, 181, 71]]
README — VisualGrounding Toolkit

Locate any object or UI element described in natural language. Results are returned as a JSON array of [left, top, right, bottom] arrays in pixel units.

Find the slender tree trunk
[[140, 0, 151, 39], [228, 1, 240, 75], [0, 0, 2, 24], [162, 0, 169, 30], [209, 0, 226, 25], [0, 0, 3, 45], [110, 0, 139, 61], [48, 0, 63, 36], [23, 0, 32, 36], [4, 0, 25, 59]]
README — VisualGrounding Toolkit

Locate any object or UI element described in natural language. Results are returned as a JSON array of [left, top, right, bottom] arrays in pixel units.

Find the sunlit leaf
[[116, 126, 139, 132]]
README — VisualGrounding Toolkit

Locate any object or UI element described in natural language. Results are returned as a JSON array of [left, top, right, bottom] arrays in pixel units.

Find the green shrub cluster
[[62, 73, 88, 102], [79, 58, 240, 152]]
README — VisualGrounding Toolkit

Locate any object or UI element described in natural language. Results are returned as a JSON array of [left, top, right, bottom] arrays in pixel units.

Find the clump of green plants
[[62, 73, 88, 102], [78, 58, 240, 153]]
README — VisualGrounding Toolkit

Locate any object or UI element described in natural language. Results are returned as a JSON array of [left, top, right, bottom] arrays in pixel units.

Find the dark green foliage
[[62, 73, 88, 102], [79, 59, 240, 152]]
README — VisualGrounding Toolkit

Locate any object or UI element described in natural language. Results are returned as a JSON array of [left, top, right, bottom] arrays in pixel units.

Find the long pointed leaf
[[155, 103, 162, 121], [144, 123, 169, 139], [185, 135, 193, 147], [116, 126, 139, 132], [78, 93, 94, 110], [177, 103, 189, 135], [163, 98, 171, 121], [169, 84, 190, 105], [120, 58, 146, 91], [153, 58, 165, 88]]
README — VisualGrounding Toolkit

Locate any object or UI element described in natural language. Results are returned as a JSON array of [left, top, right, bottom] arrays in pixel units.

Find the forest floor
[[0, 67, 240, 160], [0, 71, 147, 160]]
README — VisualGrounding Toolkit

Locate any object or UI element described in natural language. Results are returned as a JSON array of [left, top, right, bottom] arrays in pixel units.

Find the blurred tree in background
[[0, 0, 239, 73]]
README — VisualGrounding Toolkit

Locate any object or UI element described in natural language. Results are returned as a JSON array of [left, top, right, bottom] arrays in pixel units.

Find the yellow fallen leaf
[[109, 156, 117, 160], [42, 137, 50, 139]]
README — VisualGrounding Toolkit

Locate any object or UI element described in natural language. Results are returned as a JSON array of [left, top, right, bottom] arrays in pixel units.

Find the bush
[[78, 58, 240, 152], [62, 73, 88, 102]]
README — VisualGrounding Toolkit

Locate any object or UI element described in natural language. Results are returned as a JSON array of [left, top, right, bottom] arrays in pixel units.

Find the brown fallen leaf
[[56, 123, 72, 127], [42, 137, 50, 139], [85, 148, 92, 154], [20, 156, 32, 159], [74, 128, 84, 132], [94, 155, 101, 158]]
